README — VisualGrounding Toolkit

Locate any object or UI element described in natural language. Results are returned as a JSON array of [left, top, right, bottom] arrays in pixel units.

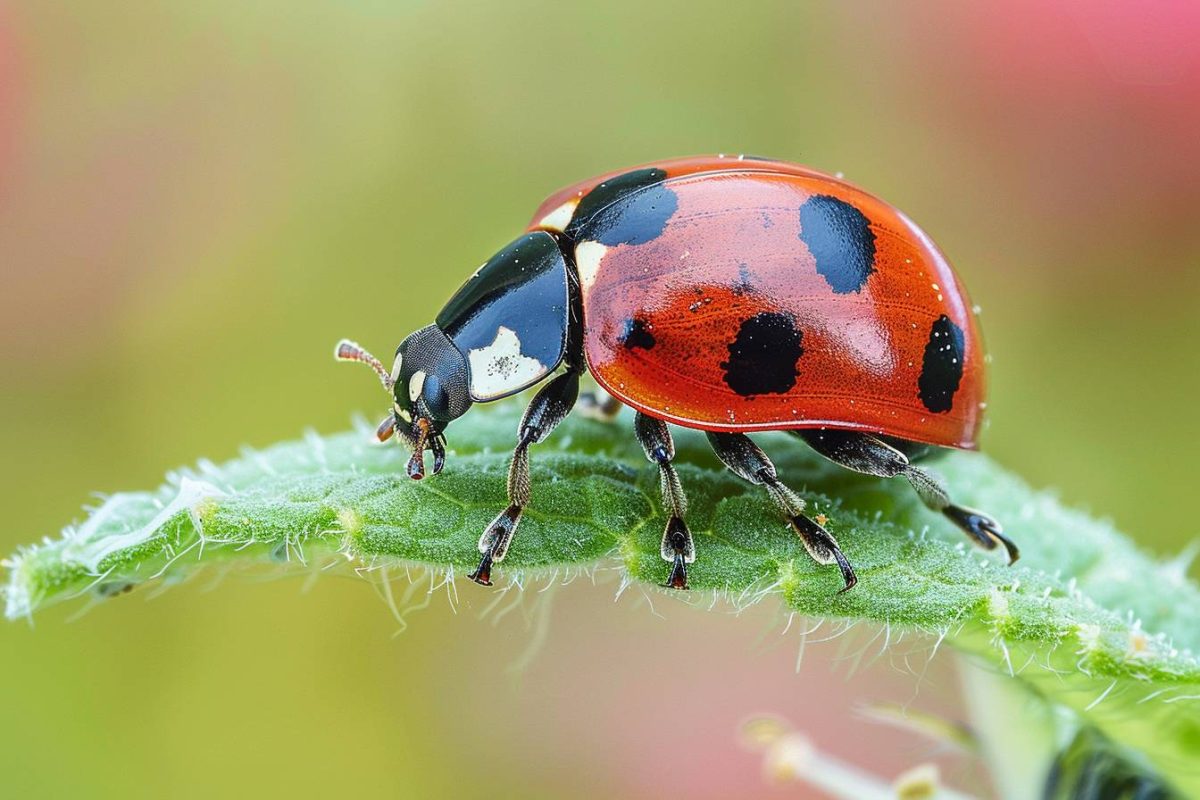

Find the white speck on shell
[[390, 352, 403, 385], [408, 370, 427, 402], [574, 240, 608, 292], [537, 199, 578, 232]]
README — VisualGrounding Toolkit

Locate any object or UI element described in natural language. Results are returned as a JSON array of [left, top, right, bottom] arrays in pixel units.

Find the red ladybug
[[337, 155, 1016, 590]]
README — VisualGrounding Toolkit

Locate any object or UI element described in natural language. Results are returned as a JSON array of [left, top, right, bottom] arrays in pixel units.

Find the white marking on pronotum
[[408, 370, 427, 403], [537, 199, 578, 232], [389, 352, 403, 386], [574, 240, 608, 292], [466, 326, 547, 399]]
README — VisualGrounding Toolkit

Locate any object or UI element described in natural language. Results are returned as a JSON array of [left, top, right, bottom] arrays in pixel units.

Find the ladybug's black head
[[335, 325, 472, 480]]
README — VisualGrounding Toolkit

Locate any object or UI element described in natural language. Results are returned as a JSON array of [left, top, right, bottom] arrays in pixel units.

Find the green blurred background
[[2, 2, 1198, 798]]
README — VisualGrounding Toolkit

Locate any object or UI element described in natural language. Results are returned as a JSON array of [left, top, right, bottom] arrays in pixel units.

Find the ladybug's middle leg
[[468, 370, 581, 587], [707, 432, 857, 592], [633, 413, 694, 590], [794, 430, 1019, 564]]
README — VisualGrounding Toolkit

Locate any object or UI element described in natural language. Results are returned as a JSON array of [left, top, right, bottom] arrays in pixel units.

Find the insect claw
[[664, 553, 689, 590], [944, 505, 1018, 564], [431, 435, 447, 475], [468, 551, 494, 586], [991, 528, 1021, 565], [659, 516, 693, 589], [469, 506, 520, 587]]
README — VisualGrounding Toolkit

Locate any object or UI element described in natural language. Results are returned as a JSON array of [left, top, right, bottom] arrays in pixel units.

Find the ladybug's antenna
[[335, 339, 393, 391]]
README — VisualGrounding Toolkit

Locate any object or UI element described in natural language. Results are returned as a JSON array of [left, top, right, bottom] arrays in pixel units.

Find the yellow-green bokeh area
[[2, 2, 1197, 798]]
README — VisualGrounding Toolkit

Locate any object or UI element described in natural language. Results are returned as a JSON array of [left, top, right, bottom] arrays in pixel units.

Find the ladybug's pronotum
[[337, 155, 1017, 590]]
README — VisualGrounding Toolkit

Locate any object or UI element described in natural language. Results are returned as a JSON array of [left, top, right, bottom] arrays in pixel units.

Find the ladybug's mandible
[[337, 155, 1017, 590]]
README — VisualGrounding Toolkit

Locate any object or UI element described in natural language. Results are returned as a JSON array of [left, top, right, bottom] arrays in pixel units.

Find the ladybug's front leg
[[707, 432, 857, 592], [633, 413, 694, 589], [468, 370, 580, 586]]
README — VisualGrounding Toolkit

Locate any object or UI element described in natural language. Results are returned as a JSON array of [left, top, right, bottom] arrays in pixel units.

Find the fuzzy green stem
[[959, 653, 1061, 800]]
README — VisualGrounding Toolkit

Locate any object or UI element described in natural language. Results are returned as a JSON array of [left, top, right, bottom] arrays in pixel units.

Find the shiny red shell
[[527, 156, 986, 450]]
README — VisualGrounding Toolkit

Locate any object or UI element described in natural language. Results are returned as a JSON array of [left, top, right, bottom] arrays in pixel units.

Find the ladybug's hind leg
[[633, 413, 695, 589], [468, 370, 581, 586], [795, 430, 1018, 564], [707, 432, 857, 592]]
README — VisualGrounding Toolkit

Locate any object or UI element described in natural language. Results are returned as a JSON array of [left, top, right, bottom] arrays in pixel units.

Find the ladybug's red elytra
[[337, 155, 1016, 590]]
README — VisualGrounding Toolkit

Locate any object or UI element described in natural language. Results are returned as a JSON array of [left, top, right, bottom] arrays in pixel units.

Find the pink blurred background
[[2, 2, 1197, 797]]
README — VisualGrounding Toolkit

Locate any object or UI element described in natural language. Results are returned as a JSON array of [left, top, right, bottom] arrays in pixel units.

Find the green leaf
[[5, 400, 1199, 795]]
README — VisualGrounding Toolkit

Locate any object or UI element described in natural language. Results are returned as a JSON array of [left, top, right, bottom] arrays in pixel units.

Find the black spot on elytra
[[798, 194, 877, 294], [565, 168, 677, 247], [619, 317, 656, 351], [918, 315, 965, 413], [720, 312, 804, 396]]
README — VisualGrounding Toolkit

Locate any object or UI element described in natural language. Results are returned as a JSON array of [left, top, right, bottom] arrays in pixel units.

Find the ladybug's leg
[[468, 370, 581, 586], [633, 413, 694, 589], [707, 432, 857, 592], [795, 430, 1018, 564]]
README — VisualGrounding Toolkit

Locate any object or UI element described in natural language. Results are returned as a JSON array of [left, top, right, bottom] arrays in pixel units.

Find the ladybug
[[336, 155, 1017, 590]]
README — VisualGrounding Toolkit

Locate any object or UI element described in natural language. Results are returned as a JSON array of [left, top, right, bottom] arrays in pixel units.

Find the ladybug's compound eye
[[417, 373, 453, 421]]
